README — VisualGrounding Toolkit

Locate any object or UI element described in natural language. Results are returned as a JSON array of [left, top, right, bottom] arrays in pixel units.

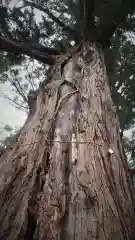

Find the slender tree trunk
[[0, 41, 135, 240]]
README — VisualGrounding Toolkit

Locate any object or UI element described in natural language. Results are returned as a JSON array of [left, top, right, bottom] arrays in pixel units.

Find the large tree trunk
[[0, 41, 135, 240]]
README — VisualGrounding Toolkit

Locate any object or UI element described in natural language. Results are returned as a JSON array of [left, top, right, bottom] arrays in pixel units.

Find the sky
[[0, 83, 26, 139]]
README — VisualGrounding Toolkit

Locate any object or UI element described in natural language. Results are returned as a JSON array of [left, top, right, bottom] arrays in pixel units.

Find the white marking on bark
[[70, 109, 75, 118], [63, 59, 73, 81], [55, 128, 61, 150], [26, 160, 33, 175], [108, 148, 114, 154], [71, 134, 77, 164]]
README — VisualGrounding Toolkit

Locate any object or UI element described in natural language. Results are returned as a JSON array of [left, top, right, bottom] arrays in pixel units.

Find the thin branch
[[26, 64, 35, 91], [24, 1, 80, 42], [0, 92, 28, 112], [0, 35, 56, 65], [10, 69, 28, 103], [7, 75, 28, 104]]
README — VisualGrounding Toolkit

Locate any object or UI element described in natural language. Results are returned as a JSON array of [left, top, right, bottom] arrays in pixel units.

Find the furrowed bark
[[0, 41, 135, 240]]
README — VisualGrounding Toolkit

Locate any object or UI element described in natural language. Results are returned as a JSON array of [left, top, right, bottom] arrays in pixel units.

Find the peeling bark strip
[[0, 41, 135, 240]]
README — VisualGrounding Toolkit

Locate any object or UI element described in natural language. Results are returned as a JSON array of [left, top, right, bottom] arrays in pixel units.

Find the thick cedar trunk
[[0, 41, 135, 240]]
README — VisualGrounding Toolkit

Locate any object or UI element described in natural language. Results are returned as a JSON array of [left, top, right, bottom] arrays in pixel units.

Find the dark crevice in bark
[[60, 149, 70, 240], [24, 167, 43, 240], [44, 151, 51, 175], [40, 179, 45, 191], [59, 210, 69, 240], [24, 209, 37, 240]]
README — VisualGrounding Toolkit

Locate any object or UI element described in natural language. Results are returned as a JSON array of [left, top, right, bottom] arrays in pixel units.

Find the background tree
[[0, 0, 135, 239]]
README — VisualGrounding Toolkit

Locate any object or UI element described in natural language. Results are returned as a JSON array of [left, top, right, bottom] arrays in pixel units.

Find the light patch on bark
[[69, 109, 75, 119], [54, 128, 61, 149], [71, 133, 78, 164], [108, 148, 114, 155]]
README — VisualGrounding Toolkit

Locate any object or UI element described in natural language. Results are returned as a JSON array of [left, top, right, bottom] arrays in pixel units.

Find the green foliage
[[123, 130, 135, 169], [111, 34, 135, 132]]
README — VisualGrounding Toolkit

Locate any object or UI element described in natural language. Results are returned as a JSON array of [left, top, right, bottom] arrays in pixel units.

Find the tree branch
[[7, 76, 28, 104], [31, 42, 60, 55], [0, 35, 56, 65], [24, 1, 80, 42]]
